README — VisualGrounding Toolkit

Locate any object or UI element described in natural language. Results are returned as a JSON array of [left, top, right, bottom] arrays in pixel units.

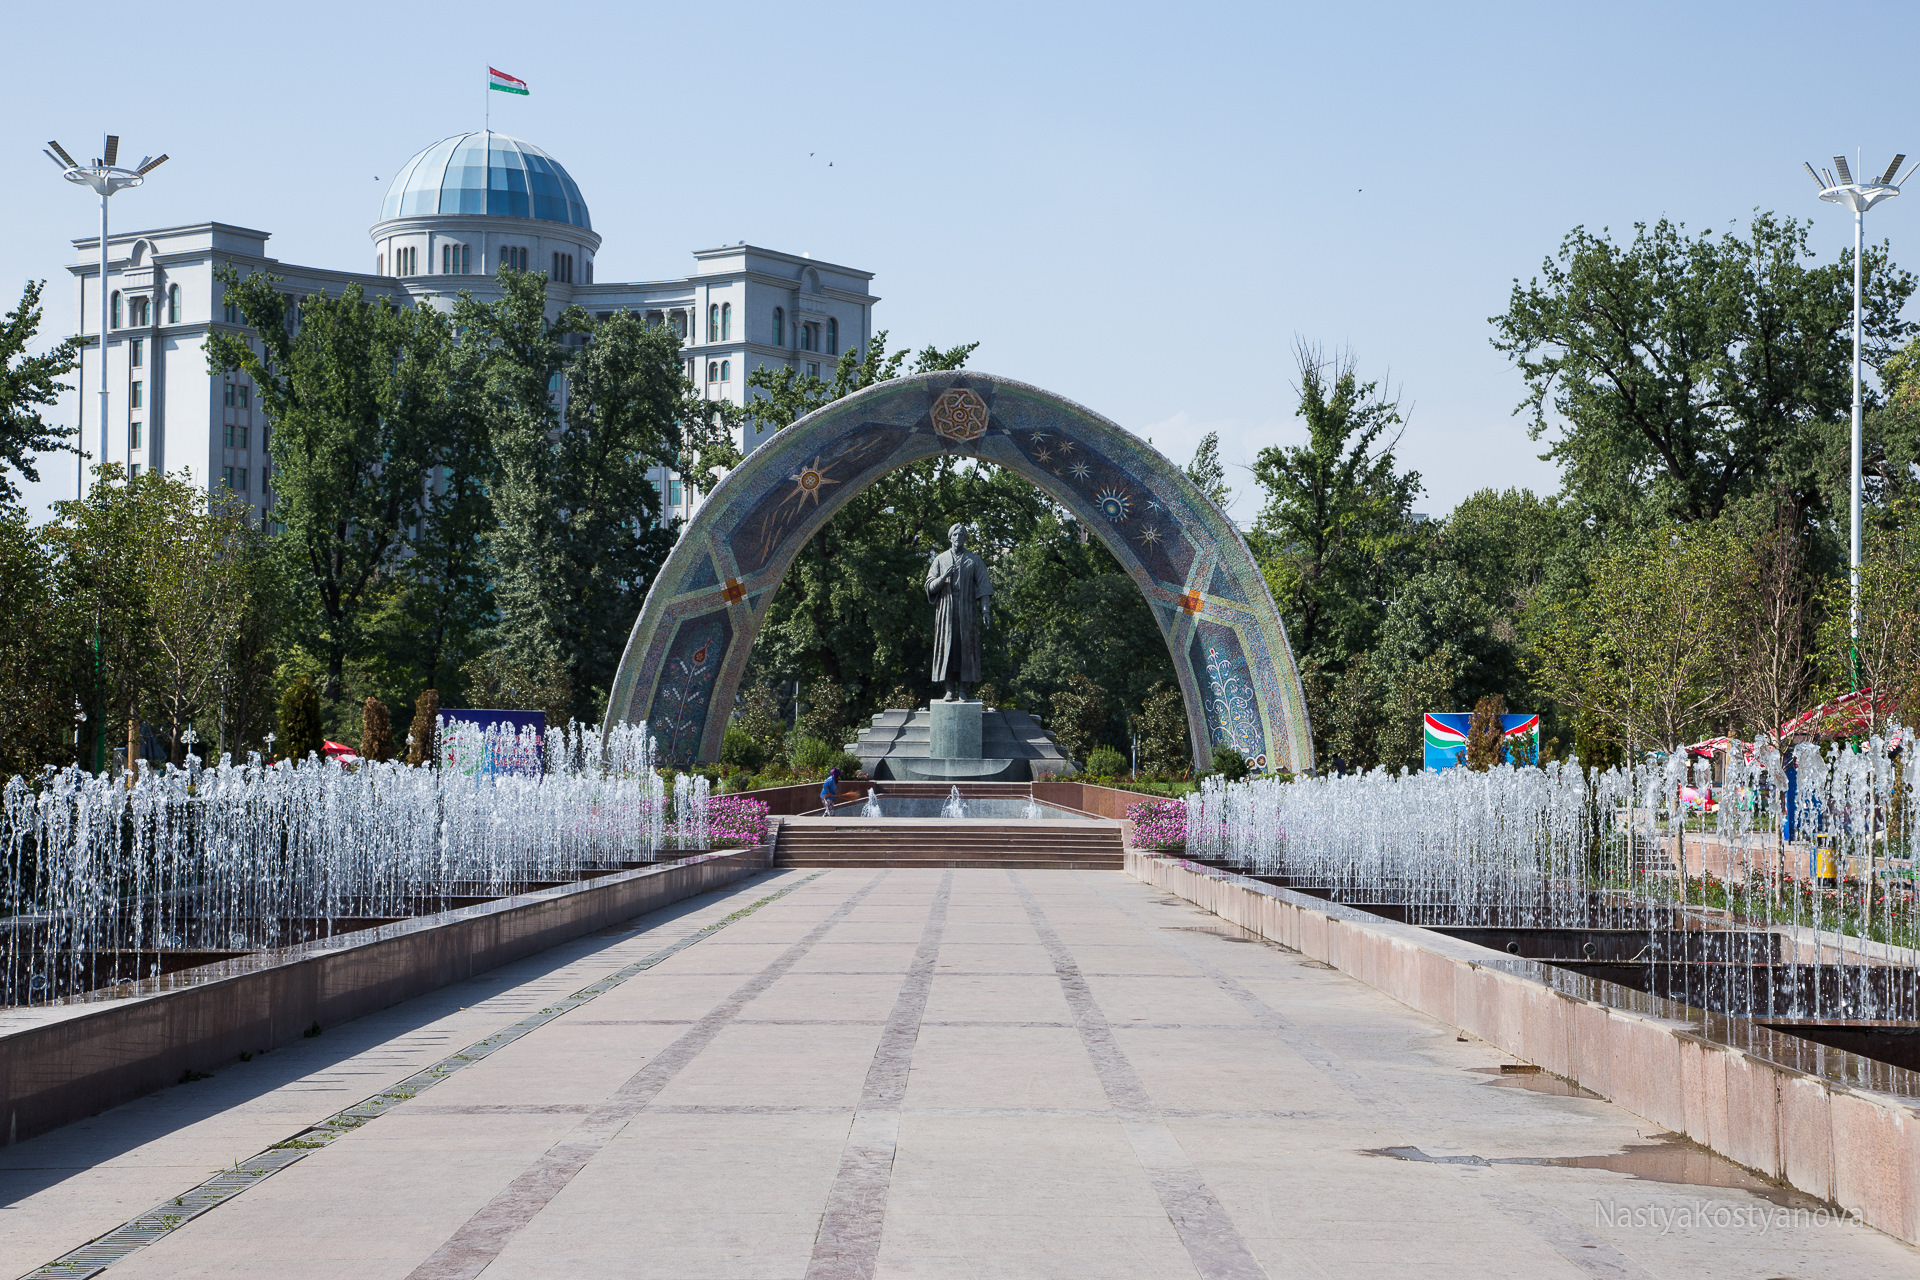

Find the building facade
[[66, 130, 878, 527]]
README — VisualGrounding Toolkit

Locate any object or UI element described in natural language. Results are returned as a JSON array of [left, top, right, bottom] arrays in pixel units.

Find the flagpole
[[485, 65, 490, 131]]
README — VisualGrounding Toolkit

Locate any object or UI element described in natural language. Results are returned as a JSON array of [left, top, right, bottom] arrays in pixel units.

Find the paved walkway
[[5, 868, 1918, 1279]]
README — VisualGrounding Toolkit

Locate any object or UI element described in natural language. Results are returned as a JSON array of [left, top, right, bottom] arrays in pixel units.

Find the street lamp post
[[1804, 152, 1917, 692], [43, 135, 167, 499]]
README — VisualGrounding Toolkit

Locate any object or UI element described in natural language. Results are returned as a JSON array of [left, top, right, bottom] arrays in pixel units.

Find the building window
[[238, 385, 250, 409], [221, 466, 248, 492], [550, 252, 574, 283], [130, 380, 142, 408], [129, 463, 142, 478], [131, 297, 150, 327], [441, 243, 471, 274], [500, 245, 527, 271], [167, 284, 179, 324], [827, 318, 838, 355], [708, 303, 718, 339], [807, 362, 820, 378], [111, 291, 121, 329], [720, 359, 730, 381], [223, 297, 238, 324], [129, 421, 142, 450], [721, 302, 732, 340], [707, 361, 719, 383], [226, 422, 250, 448], [131, 339, 143, 368], [668, 476, 683, 506], [773, 307, 784, 345], [584, 259, 593, 284], [224, 384, 235, 408]]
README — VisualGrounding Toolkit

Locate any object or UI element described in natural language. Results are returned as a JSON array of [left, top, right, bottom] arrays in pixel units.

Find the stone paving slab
[[6, 868, 1920, 1279]]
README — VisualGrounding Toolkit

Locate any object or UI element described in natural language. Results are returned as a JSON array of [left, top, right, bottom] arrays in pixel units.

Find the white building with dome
[[62, 130, 879, 527]]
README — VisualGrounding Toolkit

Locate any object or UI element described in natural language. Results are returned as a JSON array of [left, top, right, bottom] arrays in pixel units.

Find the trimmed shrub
[[1210, 745, 1248, 782], [721, 723, 767, 771], [406, 689, 439, 766], [790, 735, 838, 771], [277, 676, 323, 762], [1086, 745, 1126, 777], [361, 696, 394, 762]]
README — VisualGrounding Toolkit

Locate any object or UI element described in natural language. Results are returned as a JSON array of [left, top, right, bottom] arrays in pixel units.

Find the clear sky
[[8, 0, 1919, 526]]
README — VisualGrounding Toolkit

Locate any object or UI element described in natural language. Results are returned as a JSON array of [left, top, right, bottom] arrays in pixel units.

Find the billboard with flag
[[1423, 712, 1541, 771]]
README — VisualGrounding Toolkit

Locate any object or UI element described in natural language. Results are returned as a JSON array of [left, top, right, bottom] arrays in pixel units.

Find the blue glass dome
[[379, 132, 591, 229]]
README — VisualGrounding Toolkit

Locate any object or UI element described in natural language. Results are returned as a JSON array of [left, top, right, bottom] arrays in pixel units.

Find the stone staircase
[[773, 816, 1124, 870]]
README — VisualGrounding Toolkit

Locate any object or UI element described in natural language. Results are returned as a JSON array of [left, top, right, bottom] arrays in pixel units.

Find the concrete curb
[[1127, 850, 1920, 1247], [2, 847, 769, 1145]]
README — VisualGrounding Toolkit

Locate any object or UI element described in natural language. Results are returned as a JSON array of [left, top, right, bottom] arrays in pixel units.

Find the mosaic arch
[[605, 373, 1314, 774]]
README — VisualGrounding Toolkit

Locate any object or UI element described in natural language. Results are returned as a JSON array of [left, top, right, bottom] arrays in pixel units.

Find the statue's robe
[[926, 549, 992, 684]]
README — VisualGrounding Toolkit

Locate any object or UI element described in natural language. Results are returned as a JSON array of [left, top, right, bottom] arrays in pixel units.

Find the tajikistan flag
[[489, 67, 529, 96]]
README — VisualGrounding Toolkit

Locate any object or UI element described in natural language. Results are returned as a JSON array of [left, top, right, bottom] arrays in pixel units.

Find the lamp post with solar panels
[[1804, 151, 1918, 691], [42, 135, 167, 499]]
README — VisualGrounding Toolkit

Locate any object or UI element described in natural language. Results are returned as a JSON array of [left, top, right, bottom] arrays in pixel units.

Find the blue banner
[[1423, 712, 1541, 771]]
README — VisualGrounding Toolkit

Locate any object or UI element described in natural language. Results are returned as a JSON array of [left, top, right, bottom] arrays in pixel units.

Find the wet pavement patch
[[1467, 1064, 1602, 1098], [1364, 1133, 1822, 1210]]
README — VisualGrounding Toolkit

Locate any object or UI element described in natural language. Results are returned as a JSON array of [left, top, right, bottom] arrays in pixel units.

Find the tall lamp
[[43, 134, 167, 499]]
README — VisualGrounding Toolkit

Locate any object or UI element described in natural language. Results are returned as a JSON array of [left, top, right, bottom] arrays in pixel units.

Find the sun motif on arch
[[1055, 439, 1075, 454], [1139, 524, 1163, 545], [790, 457, 839, 506], [1069, 462, 1091, 480], [1033, 446, 1052, 463], [1095, 487, 1131, 522]]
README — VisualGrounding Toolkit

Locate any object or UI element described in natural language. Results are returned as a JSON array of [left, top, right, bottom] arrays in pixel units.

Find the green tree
[[1816, 505, 1920, 733], [136, 475, 276, 761], [1049, 673, 1108, 764], [43, 466, 163, 770], [1251, 344, 1424, 757], [1184, 430, 1230, 508], [1532, 525, 1737, 755], [457, 273, 720, 722], [798, 677, 847, 746], [208, 270, 465, 714], [0, 280, 81, 503], [1492, 213, 1916, 532], [0, 505, 81, 775]]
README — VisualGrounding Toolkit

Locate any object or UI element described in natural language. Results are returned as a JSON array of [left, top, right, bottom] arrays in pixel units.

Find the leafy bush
[[1210, 745, 1248, 782], [721, 723, 767, 771], [1085, 745, 1126, 777], [798, 678, 846, 747], [790, 735, 838, 771], [1137, 682, 1190, 774]]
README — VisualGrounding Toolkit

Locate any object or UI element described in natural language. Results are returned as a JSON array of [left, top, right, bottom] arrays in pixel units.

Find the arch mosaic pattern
[[605, 373, 1314, 773]]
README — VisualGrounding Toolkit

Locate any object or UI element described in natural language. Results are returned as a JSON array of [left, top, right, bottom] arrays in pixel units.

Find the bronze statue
[[926, 522, 992, 702]]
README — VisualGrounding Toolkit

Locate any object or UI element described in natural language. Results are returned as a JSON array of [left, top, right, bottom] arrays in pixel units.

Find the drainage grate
[[22, 871, 825, 1279]]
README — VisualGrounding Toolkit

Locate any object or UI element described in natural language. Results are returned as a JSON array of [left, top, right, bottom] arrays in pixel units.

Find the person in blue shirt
[[820, 766, 840, 816]]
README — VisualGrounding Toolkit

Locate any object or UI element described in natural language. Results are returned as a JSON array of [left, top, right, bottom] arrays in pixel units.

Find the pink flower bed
[[1126, 799, 1186, 852], [708, 795, 770, 848]]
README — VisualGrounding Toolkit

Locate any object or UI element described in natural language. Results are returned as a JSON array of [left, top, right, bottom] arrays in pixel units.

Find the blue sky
[[8, 0, 1919, 525]]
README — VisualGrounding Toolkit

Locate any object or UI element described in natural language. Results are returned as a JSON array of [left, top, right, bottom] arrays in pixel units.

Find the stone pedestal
[[928, 700, 983, 760]]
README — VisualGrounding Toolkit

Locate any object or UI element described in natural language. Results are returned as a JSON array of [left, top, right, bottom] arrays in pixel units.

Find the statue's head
[[948, 522, 968, 550]]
